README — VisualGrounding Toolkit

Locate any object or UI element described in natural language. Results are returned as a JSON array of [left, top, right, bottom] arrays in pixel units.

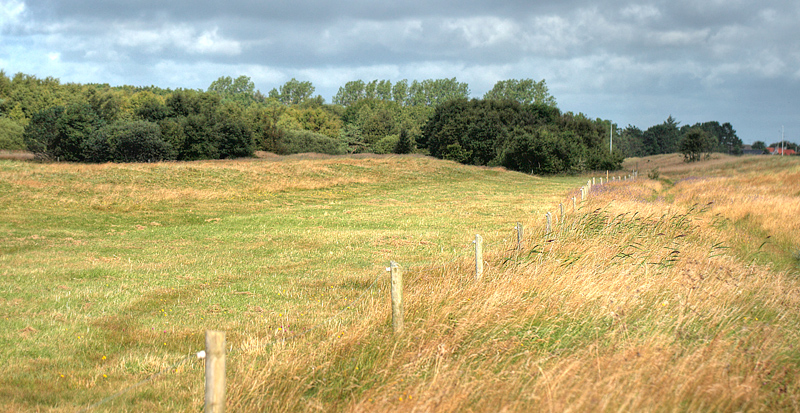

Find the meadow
[[1, 153, 798, 411]]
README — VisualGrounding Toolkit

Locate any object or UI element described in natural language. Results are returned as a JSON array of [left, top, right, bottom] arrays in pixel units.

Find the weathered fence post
[[205, 330, 226, 413], [546, 212, 552, 235], [581, 187, 586, 202], [592, 177, 596, 186], [515, 222, 524, 251], [389, 261, 404, 334], [559, 203, 564, 223], [474, 234, 484, 280]]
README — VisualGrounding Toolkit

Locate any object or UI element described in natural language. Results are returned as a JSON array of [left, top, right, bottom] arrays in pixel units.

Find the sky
[[1, 0, 798, 144]]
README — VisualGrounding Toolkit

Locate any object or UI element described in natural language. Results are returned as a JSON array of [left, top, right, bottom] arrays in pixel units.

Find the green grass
[[0, 155, 583, 410]]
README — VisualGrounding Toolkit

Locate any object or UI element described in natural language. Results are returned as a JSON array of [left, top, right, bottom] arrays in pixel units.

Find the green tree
[[393, 129, 413, 154], [484, 78, 557, 107], [684, 121, 742, 155], [404, 78, 471, 107], [392, 79, 409, 105], [614, 125, 645, 158], [643, 116, 681, 155], [752, 141, 766, 151], [679, 128, 717, 162], [376, 80, 393, 101], [332, 80, 366, 106], [85, 85, 128, 123], [23, 106, 65, 159], [23, 103, 102, 161], [269, 78, 315, 105], [207, 75, 257, 105]]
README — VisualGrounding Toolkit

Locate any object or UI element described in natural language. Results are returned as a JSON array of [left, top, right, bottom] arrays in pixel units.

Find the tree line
[[1, 70, 776, 173]]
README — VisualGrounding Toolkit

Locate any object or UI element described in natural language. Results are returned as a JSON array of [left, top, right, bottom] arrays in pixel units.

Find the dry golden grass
[[2, 153, 798, 412], [227, 154, 800, 412]]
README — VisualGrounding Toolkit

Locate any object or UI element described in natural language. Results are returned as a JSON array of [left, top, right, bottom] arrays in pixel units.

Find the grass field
[[1, 153, 799, 411]]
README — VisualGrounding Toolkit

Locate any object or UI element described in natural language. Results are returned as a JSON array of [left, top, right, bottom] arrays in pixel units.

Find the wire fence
[[76, 172, 636, 411]]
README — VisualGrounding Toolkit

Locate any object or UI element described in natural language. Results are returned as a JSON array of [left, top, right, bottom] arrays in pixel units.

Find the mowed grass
[[0, 154, 582, 411]]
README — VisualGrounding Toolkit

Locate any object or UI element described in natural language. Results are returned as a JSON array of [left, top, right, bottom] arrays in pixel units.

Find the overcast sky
[[1, 0, 798, 144]]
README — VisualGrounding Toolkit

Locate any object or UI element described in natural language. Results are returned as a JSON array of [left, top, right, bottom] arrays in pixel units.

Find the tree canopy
[[1, 70, 767, 171], [483, 78, 557, 107]]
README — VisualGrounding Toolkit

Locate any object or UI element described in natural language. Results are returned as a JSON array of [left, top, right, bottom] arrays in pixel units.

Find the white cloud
[[115, 24, 241, 56], [620, 4, 661, 20], [650, 29, 710, 46], [0, 0, 25, 28], [192, 28, 241, 55], [443, 17, 518, 48]]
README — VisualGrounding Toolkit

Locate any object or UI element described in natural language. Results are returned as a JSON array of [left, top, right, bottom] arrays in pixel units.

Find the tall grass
[[1, 154, 798, 411], [228, 155, 800, 412]]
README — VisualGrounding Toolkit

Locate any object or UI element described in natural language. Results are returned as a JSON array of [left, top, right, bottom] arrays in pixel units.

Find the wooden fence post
[[546, 212, 552, 235], [581, 187, 586, 202], [474, 234, 484, 280], [205, 330, 226, 413], [516, 222, 524, 250], [559, 203, 564, 223], [389, 261, 404, 334]]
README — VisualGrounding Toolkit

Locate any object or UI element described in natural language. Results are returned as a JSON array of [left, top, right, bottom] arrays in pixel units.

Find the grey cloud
[[3, 0, 800, 143]]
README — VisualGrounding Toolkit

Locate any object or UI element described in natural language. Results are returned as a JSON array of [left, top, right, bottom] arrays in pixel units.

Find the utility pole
[[782, 125, 785, 156], [610, 123, 613, 153]]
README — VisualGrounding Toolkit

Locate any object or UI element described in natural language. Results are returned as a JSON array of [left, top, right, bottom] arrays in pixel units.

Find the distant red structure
[[767, 147, 797, 156]]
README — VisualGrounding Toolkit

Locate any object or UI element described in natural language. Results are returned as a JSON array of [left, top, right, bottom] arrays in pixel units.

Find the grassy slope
[[1, 153, 798, 411], [0, 155, 580, 411]]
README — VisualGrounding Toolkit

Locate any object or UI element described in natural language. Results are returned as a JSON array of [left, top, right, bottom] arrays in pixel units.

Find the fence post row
[[205, 330, 226, 413], [389, 261, 404, 334], [474, 234, 484, 280]]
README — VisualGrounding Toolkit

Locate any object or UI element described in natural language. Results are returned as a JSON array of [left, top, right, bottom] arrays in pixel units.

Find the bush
[[278, 130, 347, 155], [0, 117, 25, 150], [373, 135, 399, 154], [500, 129, 575, 175], [215, 118, 254, 159], [23, 104, 101, 161], [393, 129, 414, 154], [84, 121, 175, 163]]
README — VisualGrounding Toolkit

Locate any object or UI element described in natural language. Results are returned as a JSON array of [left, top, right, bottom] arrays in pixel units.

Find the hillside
[[1, 154, 798, 411]]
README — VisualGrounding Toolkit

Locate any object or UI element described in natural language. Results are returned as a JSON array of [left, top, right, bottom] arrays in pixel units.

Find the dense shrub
[[84, 121, 174, 163], [373, 135, 399, 154], [278, 130, 347, 155], [393, 129, 414, 154], [501, 129, 578, 174], [215, 117, 254, 159], [23, 104, 101, 161], [421, 99, 622, 174], [0, 117, 25, 150]]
